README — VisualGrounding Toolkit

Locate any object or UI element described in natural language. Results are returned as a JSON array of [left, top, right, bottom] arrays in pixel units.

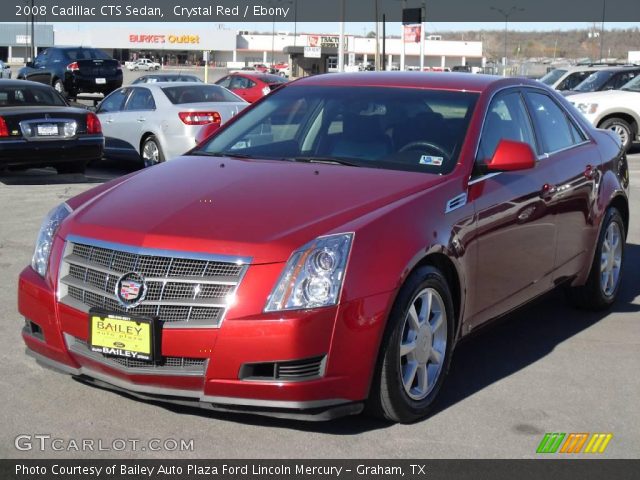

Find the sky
[[48, 21, 640, 36]]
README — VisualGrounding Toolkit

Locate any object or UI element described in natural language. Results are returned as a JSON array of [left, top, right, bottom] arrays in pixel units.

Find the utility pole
[[338, 0, 345, 72], [490, 5, 524, 76], [419, 1, 425, 71], [599, 0, 606, 61], [374, 0, 379, 70], [30, 0, 35, 61]]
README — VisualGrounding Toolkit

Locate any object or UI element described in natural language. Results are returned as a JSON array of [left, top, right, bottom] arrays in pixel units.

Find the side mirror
[[486, 139, 537, 172]]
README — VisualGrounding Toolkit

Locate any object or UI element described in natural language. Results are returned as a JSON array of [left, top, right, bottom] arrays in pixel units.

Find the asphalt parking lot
[[0, 150, 638, 459]]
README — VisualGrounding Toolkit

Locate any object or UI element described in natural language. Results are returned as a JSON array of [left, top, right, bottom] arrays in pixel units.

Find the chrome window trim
[[468, 171, 502, 185]]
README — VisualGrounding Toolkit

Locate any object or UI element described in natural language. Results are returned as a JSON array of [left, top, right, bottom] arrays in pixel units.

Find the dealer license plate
[[89, 311, 156, 361], [95, 78, 106, 84], [36, 124, 58, 136]]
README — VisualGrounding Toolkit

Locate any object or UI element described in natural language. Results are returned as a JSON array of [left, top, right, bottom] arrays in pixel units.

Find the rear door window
[[525, 91, 578, 153], [124, 88, 156, 111]]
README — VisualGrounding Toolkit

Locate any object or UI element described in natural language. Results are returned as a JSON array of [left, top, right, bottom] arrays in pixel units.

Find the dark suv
[[17, 47, 122, 99]]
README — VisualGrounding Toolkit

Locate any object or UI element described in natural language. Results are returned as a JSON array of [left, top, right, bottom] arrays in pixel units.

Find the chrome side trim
[[445, 193, 467, 213], [468, 171, 502, 185]]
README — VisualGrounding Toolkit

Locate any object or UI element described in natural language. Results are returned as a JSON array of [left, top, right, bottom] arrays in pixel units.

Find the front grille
[[65, 335, 207, 375], [58, 237, 249, 328]]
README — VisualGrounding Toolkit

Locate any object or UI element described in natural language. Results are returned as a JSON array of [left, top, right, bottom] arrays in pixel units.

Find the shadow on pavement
[[0, 159, 139, 186], [77, 243, 639, 434]]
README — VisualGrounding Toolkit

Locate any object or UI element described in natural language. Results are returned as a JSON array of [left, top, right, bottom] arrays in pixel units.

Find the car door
[[229, 76, 258, 102], [117, 87, 157, 156], [466, 89, 558, 328], [523, 89, 600, 281], [96, 88, 133, 158], [23, 50, 53, 85]]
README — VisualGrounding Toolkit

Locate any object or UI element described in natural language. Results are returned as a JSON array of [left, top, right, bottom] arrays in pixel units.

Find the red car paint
[[19, 73, 629, 420], [215, 72, 287, 103]]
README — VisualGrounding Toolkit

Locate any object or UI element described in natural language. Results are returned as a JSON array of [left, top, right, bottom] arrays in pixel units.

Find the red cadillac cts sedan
[[19, 73, 629, 423]]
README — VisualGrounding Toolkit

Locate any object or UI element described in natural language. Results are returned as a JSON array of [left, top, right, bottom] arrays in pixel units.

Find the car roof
[[0, 79, 55, 88], [135, 81, 219, 88], [291, 72, 531, 93], [228, 72, 283, 82]]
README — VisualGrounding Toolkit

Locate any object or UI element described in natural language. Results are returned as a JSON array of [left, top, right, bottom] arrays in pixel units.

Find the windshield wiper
[[286, 156, 362, 167], [189, 151, 254, 159]]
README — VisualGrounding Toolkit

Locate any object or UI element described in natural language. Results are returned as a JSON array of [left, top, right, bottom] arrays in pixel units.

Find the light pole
[[599, 0, 606, 61], [490, 5, 524, 76]]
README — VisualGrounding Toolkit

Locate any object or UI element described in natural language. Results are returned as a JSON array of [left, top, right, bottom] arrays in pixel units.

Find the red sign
[[403, 25, 422, 43]]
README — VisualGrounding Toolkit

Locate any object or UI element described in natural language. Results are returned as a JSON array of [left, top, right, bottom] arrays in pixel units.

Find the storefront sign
[[307, 35, 346, 48], [304, 46, 322, 58], [129, 34, 200, 45], [403, 25, 422, 43]]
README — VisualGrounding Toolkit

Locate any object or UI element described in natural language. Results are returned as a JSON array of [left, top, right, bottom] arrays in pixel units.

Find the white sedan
[[97, 82, 248, 165], [127, 59, 160, 71], [568, 75, 640, 151]]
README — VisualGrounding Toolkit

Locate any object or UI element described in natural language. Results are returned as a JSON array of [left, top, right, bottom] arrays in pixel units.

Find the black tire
[[141, 135, 165, 167], [566, 207, 625, 310], [367, 266, 456, 423], [55, 161, 87, 174], [599, 117, 635, 152]]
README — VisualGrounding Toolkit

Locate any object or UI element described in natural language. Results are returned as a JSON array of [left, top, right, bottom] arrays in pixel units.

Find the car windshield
[[572, 70, 615, 92], [620, 75, 640, 92], [539, 69, 567, 85], [161, 85, 242, 104], [62, 48, 111, 61], [0, 86, 66, 107], [195, 85, 479, 175]]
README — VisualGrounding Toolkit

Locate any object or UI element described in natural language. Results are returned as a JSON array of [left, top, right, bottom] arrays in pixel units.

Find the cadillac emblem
[[115, 272, 147, 308]]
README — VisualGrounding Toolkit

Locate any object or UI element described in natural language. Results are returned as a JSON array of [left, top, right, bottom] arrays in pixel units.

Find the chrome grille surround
[[58, 235, 251, 329]]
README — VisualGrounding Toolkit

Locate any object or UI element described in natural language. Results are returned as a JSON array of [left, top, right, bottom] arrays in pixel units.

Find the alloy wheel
[[609, 124, 630, 147], [399, 287, 448, 401], [142, 140, 159, 167], [600, 221, 622, 297]]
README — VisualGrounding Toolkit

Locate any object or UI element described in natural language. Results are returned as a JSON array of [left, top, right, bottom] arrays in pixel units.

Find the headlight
[[264, 233, 353, 312], [575, 103, 599, 115], [31, 203, 72, 277]]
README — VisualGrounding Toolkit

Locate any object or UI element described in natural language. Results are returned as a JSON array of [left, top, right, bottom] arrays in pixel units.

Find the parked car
[[0, 79, 103, 173], [0, 60, 11, 79], [215, 72, 287, 103], [17, 47, 122, 99], [96, 82, 247, 166], [131, 73, 202, 85], [539, 64, 622, 92], [127, 59, 161, 71], [20, 73, 629, 423], [451, 65, 471, 73], [273, 62, 291, 77], [563, 66, 640, 97], [569, 73, 640, 151]]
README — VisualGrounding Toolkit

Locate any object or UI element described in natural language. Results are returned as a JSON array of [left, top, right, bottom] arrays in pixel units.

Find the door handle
[[540, 183, 557, 199], [137, 117, 146, 122]]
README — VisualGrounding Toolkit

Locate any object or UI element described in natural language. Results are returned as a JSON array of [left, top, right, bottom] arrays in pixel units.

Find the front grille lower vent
[[58, 236, 249, 329], [239, 356, 326, 382]]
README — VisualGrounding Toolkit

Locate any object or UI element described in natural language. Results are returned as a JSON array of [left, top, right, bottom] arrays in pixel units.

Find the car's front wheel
[[52, 78, 67, 97], [367, 266, 455, 423], [141, 135, 164, 167], [599, 117, 634, 152], [566, 207, 625, 310]]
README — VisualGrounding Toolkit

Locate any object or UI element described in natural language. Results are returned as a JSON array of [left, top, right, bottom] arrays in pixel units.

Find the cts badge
[[115, 272, 147, 308]]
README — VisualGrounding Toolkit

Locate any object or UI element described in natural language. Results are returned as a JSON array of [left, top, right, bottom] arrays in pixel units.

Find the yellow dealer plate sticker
[[89, 313, 154, 361]]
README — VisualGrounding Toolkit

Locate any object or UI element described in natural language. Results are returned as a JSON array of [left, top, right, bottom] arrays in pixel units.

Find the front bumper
[[19, 264, 390, 420]]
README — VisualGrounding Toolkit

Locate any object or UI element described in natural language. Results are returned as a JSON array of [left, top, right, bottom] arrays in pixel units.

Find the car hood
[[566, 89, 639, 105], [64, 155, 445, 264]]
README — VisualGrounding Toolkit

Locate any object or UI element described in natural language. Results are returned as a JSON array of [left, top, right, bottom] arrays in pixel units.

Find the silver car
[[97, 82, 248, 166], [0, 61, 11, 79]]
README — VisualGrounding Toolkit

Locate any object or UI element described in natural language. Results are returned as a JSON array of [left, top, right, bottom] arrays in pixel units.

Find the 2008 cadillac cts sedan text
[[19, 73, 629, 423]]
